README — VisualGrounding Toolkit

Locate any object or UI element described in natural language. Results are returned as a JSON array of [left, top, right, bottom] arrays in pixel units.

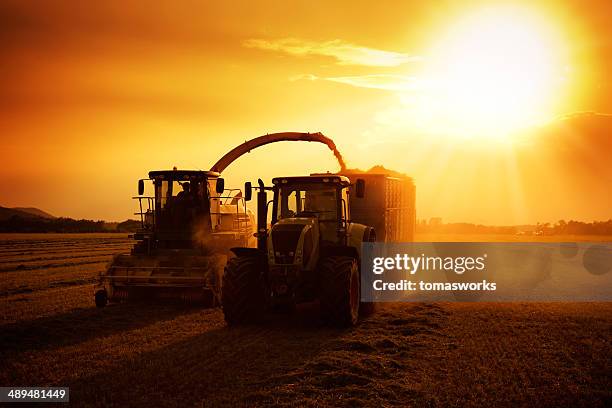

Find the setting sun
[[417, 6, 567, 138]]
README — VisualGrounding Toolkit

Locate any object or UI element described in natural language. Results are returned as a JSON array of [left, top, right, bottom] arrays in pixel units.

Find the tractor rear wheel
[[319, 256, 360, 326], [222, 255, 267, 325]]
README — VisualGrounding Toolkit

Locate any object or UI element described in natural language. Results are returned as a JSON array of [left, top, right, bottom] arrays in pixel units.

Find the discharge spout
[[210, 132, 346, 173]]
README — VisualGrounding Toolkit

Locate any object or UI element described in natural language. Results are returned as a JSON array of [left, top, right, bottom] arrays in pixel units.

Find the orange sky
[[0, 0, 610, 223]]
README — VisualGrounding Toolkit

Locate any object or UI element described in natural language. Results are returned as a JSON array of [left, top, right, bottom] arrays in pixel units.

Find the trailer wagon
[[341, 170, 416, 242]]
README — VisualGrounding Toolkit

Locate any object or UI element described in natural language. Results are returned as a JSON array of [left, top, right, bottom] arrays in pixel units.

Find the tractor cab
[[271, 175, 362, 245]]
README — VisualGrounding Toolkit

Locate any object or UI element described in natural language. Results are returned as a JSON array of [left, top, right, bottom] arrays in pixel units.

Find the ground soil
[[1, 234, 610, 407]]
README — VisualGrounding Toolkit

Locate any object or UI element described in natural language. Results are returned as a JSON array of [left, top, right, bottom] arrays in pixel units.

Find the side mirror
[[216, 177, 225, 194], [355, 179, 365, 198], [244, 182, 252, 201], [138, 180, 145, 196]]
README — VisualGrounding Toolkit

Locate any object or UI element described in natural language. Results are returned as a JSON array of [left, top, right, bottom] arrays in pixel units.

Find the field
[[1, 233, 610, 407]]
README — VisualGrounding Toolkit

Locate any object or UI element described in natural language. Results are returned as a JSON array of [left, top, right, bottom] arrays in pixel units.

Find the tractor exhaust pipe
[[256, 178, 268, 251]]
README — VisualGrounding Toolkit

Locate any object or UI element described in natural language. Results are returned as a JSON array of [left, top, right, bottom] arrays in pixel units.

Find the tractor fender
[[230, 247, 266, 259], [347, 223, 371, 260]]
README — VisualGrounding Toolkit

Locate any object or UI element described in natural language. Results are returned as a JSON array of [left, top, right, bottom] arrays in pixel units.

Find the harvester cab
[[132, 169, 250, 252], [95, 169, 254, 308], [222, 175, 376, 327]]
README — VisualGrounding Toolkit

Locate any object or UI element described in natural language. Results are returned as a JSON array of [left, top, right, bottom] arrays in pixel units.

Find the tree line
[[0, 216, 140, 233], [418, 219, 612, 235], [534, 219, 612, 235]]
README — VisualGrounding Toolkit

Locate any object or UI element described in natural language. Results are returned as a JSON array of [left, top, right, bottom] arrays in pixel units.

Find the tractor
[[222, 174, 376, 326], [95, 168, 254, 307]]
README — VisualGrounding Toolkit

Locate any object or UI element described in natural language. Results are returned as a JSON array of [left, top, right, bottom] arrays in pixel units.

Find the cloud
[[290, 73, 418, 91], [244, 38, 421, 67], [556, 111, 612, 120], [324, 74, 418, 91], [289, 73, 319, 82]]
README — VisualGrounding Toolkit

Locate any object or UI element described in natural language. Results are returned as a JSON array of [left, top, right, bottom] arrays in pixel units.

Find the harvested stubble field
[[0, 233, 610, 407]]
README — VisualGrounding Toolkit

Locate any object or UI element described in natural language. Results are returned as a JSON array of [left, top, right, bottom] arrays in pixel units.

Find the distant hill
[[0, 205, 140, 232], [11, 207, 55, 219], [0, 206, 56, 221]]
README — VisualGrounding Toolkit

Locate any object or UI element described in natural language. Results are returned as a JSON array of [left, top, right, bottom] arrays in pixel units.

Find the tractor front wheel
[[319, 256, 360, 326], [95, 290, 108, 308], [221, 255, 267, 325]]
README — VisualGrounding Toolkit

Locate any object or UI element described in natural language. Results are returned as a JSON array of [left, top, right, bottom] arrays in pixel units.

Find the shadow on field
[[69, 303, 450, 407], [69, 302, 347, 406], [0, 302, 195, 357]]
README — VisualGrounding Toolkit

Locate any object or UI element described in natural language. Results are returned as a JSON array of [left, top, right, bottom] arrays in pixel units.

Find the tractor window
[[277, 184, 337, 221], [278, 189, 301, 218], [157, 181, 171, 209], [304, 190, 337, 221], [156, 180, 203, 209]]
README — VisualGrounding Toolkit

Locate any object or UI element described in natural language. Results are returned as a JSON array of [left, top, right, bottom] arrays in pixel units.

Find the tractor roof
[[272, 175, 350, 186], [148, 170, 220, 180]]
